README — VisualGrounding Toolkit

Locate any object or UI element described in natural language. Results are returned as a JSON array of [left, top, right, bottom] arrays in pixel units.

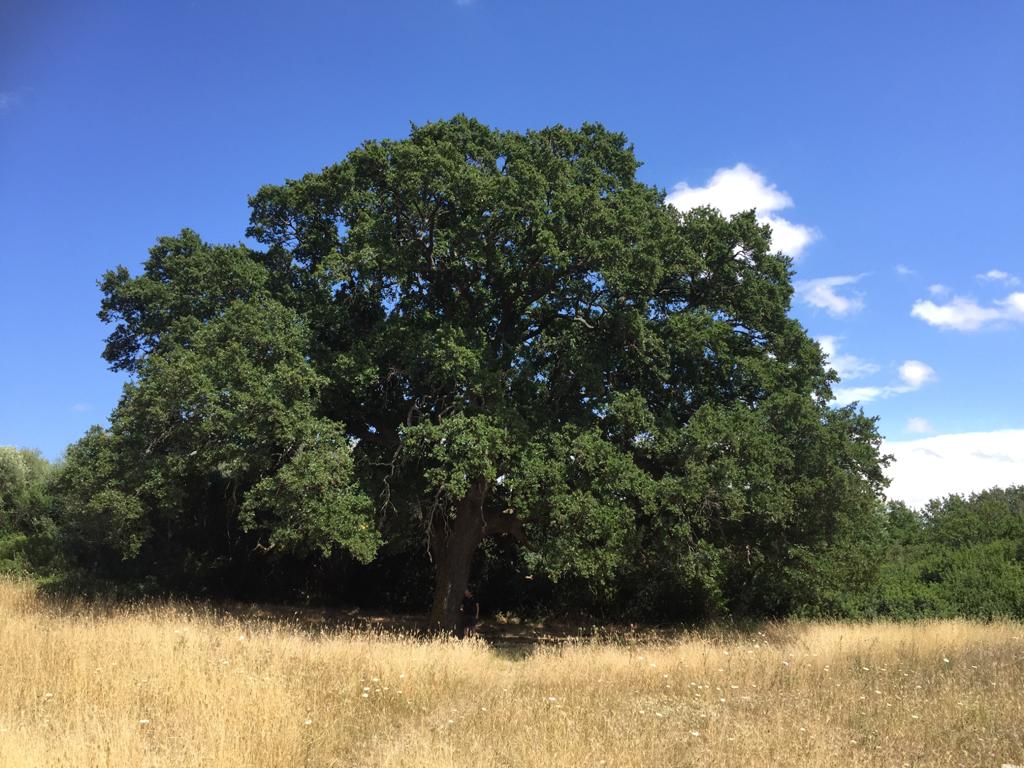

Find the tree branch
[[481, 506, 526, 544]]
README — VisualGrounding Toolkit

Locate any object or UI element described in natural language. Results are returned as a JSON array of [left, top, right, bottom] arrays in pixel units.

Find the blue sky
[[1, 0, 1022, 507]]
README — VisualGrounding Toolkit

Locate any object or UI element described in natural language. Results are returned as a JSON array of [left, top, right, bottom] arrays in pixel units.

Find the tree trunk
[[429, 479, 486, 633], [428, 479, 528, 634]]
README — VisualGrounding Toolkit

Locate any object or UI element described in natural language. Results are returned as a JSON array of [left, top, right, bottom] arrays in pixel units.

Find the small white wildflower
[[943, 657, 950, 664], [139, 719, 150, 726], [690, 730, 700, 737], [303, 718, 312, 726]]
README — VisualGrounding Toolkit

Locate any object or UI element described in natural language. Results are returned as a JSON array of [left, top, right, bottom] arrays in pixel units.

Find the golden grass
[[1, 579, 1022, 767]]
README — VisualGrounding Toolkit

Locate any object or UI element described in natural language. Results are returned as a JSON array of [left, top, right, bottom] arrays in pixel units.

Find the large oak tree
[[85, 116, 886, 629]]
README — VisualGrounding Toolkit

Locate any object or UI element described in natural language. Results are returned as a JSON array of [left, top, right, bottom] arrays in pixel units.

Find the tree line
[[3, 117, 1020, 626], [3, 445, 1021, 620]]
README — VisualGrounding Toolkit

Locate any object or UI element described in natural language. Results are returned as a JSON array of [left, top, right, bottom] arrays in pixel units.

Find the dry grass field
[[1, 579, 1022, 768]]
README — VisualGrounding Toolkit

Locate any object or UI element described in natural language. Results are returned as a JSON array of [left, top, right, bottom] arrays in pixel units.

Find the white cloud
[[895, 265, 915, 276], [794, 275, 865, 316], [1004, 292, 1024, 314], [911, 292, 1024, 331], [666, 163, 818, 257], [817, 336, 879, 381], [905, 417, 932, 434], [0, 92, 21, 112], [977, 269, 1020, 286], [898, 360, 936, 389], [71, 403, 91, 413], [833, 359, 936, 405], [832, 385, 884, 405], [928, 283, 949, 297], [883, 429, 1024, 509]]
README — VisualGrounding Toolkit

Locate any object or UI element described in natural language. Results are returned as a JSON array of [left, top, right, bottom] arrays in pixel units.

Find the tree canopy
[[0, 446, 57, 575], [870, 488, 1024, 619], [62, 116, 888, 628]]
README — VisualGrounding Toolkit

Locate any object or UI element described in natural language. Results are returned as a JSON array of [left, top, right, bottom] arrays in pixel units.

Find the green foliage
[[0, 447, 59, 576], [0, 446, 55, 530], [514, 426, 652, 592], [50, 116, 897, 620], [49, 427, 146, 578], [401, 414, 512, 506], [56, 258, 379, 590], [871, 487, 1024, 619], [241, 421, 380, 561]]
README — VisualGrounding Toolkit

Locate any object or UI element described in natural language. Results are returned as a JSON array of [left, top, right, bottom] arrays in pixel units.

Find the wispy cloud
[[833, 359, 936, 405], [883, 429, 1024, 509], [977, 268, 1020, 286], [895, 264, 915, 276], [905, 417, 932, 434], [817, 336, 879, 381], [911, 291, 1024, 331], [666, 163, 818, 257], [71, 403, 91, 413], [794, 274, 865, 316], [928, 283, 949, 297], [0, 92, 22, 112]]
